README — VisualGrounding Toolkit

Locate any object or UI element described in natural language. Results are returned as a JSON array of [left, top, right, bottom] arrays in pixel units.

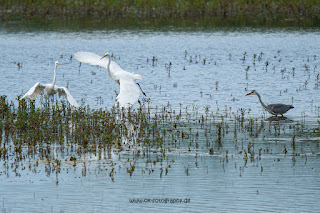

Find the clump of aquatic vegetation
[[1, 0, 320, 20], [1, 95, 320, 182]]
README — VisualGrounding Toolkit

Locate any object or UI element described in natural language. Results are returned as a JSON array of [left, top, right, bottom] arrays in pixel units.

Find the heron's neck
[[52, 64, 57, 86], [256, 93, 268, 110]]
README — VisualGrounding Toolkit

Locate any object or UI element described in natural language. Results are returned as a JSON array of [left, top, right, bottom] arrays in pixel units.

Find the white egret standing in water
[[20, 61, 80, 107], [74, 51, 146, 108]]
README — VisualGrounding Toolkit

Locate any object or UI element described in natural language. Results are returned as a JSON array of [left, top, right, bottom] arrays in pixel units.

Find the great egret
[[246, 90, 294, 116], [74, 51, 146, 108], [20, 61, 80, 107]]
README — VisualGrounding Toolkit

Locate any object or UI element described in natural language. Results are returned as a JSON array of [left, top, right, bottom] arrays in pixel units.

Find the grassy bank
[[1, 0, 320, 20]]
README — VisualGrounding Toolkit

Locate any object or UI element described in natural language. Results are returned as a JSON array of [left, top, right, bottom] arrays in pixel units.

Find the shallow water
[[1, 18, 320, 212], [1, 117, 320, 212], [2, 155, 319, 212], [1, 24, 320, 117]]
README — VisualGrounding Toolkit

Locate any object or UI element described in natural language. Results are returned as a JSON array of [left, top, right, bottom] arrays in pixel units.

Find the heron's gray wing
[[21, 82, 45, 100], [268, 104, 292, 114], [117, 78, 140, 108], [56, 86, 80, 107]]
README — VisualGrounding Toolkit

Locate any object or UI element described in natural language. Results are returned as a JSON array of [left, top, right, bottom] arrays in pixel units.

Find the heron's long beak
[[246, 92, 253, 96], [100, 54, 107, 60]]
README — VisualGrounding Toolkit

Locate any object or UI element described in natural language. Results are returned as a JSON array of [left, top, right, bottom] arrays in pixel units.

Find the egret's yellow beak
[[101, 54, 107, 60], [57, 62, 62, 65]]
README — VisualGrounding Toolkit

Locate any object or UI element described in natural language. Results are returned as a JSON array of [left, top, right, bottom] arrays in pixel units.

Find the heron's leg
[[136, 83, 146, 96]]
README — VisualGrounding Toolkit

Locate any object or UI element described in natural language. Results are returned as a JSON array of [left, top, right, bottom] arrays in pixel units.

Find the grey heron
[[246, 90, 294, 116]]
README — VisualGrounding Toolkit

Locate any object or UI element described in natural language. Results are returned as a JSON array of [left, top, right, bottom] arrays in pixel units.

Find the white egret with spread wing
[[74, 51, 146, 108], [20, 61, 80, 107]]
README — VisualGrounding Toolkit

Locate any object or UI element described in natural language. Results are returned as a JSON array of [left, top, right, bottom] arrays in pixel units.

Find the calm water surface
[[0, 19, 320, 212]]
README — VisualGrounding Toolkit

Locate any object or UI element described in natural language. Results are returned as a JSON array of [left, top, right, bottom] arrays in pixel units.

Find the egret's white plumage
[[74, 51, 144, 108], [20, 61, 80, 107]]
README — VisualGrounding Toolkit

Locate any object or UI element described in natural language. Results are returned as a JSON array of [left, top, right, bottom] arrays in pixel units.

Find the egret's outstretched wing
[[74, 51, 124, 72], [21, 82, 45, 100], [57, 87, 80, 107], [74, 52, 109, 68], [74, 51, 144, 108], [117, 78, 140, 108]]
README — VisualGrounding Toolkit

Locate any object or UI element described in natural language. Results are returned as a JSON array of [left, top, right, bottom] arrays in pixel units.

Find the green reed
[[0, 95, 319, 181], [1, 0, 320, 20]]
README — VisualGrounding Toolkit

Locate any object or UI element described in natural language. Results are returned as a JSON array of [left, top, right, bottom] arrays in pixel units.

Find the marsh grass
[[0, 95, 319, 181], [1, 0, 320, 20]]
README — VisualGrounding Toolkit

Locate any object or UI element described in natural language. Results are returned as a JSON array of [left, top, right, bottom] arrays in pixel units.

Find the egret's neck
[[106, 54, 116, 81], [52, 64, 58, 86]]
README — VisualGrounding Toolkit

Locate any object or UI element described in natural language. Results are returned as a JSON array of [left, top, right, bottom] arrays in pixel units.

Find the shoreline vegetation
[[0, 95, 318, 152], [1, 94, 318, 179], [1, 0, 320, 21]]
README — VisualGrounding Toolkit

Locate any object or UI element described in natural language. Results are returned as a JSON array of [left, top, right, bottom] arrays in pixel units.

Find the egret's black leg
[[136, 83, 146, 96]]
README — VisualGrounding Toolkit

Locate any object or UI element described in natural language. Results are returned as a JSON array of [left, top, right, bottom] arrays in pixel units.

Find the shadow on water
[[266, 116, 294, 123]]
